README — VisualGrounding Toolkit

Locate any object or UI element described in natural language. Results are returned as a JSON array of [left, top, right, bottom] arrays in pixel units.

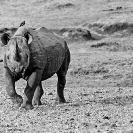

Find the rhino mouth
[[6, 53, 29, 77], [7, 62, 25, 74], [6, 51, 30, 75]]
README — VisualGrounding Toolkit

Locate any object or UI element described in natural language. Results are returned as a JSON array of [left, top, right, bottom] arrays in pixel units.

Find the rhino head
[[1, 27, 33, 75]]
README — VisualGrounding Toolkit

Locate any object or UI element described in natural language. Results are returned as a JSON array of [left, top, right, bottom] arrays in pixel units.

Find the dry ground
[[1, 0, 133, 132]]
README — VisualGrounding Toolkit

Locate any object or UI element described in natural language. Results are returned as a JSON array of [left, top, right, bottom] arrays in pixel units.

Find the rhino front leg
[[32, 82, 44, 106], [5, 68, 23, 107], [21, 69, 43, 110]]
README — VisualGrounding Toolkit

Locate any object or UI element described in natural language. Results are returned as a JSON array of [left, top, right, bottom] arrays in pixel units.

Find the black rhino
[[1, 25, 70, 110]]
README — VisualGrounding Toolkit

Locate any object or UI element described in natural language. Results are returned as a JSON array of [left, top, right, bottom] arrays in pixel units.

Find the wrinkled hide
[[4, 36, 30, 74], [1, 25, 70, 110]]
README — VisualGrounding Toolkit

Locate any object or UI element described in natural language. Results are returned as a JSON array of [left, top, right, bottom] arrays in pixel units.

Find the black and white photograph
[[0, 0, 133, 132]]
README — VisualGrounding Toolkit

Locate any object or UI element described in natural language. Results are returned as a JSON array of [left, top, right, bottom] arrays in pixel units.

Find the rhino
[[1, 25, 70, 110]]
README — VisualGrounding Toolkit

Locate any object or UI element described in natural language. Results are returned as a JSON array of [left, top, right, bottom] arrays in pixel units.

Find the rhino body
[[1, 26, 70, 110]]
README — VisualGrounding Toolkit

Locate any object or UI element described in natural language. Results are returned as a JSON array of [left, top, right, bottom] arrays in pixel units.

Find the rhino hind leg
[[32, 82, 44, 106], [56, 72, 66, 103], [56, 49, 70, 103]]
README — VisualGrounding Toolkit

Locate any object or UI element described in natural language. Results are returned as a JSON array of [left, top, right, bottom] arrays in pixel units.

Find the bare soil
[[1, 0, 133, 132]]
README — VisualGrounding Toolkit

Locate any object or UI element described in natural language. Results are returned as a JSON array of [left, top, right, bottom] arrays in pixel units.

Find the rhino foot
[[55, 96, 66, 104], [32, 100, 42, 106], [21, 101, 34, 110], [11, 95, 23, 107]]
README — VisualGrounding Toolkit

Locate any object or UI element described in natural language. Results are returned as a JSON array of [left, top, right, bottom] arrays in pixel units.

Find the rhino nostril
[[11, 67, 15, 72], [21, 67, 24, 72], [19, 66, 24, 72]]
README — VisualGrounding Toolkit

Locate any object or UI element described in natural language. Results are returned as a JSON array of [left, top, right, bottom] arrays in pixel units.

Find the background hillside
[[1, 0, 133, 28]]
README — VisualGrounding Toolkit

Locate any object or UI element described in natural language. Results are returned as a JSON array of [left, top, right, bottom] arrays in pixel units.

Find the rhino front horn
[[24, 32, 33, 44]]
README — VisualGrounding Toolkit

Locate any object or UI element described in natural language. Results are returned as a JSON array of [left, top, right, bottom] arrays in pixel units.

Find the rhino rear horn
[[1, 33, 10, 46], [24, 32, 32, 44]]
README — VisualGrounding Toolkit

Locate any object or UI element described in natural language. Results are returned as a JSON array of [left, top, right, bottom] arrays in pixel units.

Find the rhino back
[[28, 29, 67, 80]]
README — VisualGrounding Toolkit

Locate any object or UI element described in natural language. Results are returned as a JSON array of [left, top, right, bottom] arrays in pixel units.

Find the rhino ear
[[24, 32, 33, 44], [1, 33, 10, 46]]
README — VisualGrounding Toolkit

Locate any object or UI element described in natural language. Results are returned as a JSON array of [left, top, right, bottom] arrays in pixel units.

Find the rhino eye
[[7, 55, 9, 60]]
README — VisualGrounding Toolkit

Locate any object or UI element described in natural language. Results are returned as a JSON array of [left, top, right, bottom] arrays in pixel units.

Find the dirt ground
[[1, 0, 133, 132]]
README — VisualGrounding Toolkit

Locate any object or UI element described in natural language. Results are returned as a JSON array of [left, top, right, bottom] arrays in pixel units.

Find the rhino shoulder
[[36, 27, 51, 33]]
